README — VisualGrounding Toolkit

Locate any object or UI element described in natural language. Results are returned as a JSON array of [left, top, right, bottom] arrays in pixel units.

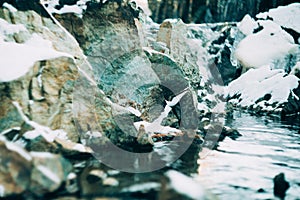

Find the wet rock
[[219, 126, 241, 141], [273, 173, 290, 199]]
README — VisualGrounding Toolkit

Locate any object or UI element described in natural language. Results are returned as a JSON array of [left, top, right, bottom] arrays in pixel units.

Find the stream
[[196, 111, 300, 199], [70, 111, 300, 200]]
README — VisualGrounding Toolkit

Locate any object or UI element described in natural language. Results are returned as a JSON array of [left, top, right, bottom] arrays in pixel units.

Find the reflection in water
[[197, 111, 300, 199]]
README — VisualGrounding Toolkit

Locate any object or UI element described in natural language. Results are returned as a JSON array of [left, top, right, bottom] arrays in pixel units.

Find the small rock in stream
[[273, 172, 290, 199]]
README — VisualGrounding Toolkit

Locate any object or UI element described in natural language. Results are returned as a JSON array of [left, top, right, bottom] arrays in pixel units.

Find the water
[[72, 111, 300, 200], [196, 111, 300, 199]]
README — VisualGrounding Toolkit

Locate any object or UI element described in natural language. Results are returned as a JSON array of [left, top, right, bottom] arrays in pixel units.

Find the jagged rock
[[0, 56, 79, 141], [0, 5, 84, 141], [156, 19, 202, 90], [145, 50, 199, 130], [54, 1, 141, 78]]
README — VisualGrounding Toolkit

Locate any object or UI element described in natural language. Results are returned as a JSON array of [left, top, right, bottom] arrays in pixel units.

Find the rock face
[[0, 1, 124, 144], [148, 0, 297, 23], [0, 3, 80, 141]]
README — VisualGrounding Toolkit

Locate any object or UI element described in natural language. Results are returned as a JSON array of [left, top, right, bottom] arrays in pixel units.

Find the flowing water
[[74, 111, 300, 200], [196, 111, 300, 199]]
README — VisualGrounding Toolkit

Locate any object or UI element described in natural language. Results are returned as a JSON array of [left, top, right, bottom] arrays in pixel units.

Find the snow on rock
[[226, 65, 299, 112], [238, 14, 258, 36], [134, 90, 187, 135], [2, 3, 17, 12], [256, 3, 300, 34], [235, 20, 297, 69], [30, 151, 72, 195], [0, 39, 72, 82], [41, 0, 88, 17], [0, 18, 26, 41], [0, 136, 32, 161]]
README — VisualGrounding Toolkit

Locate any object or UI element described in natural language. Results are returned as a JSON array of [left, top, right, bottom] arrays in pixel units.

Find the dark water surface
[[196, 111, 300, 199]]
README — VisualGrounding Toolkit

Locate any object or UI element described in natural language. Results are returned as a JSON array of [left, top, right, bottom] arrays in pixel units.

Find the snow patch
[[126, 106, 142, 117], [0, 41, 72, 82], [121, 182, 160, 192], [41, 0, 89, 17], [134, 90, 187, 134], [0, 18, 26, 41], [30, 151, 56, 158], [13, 101, 64, 143]]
